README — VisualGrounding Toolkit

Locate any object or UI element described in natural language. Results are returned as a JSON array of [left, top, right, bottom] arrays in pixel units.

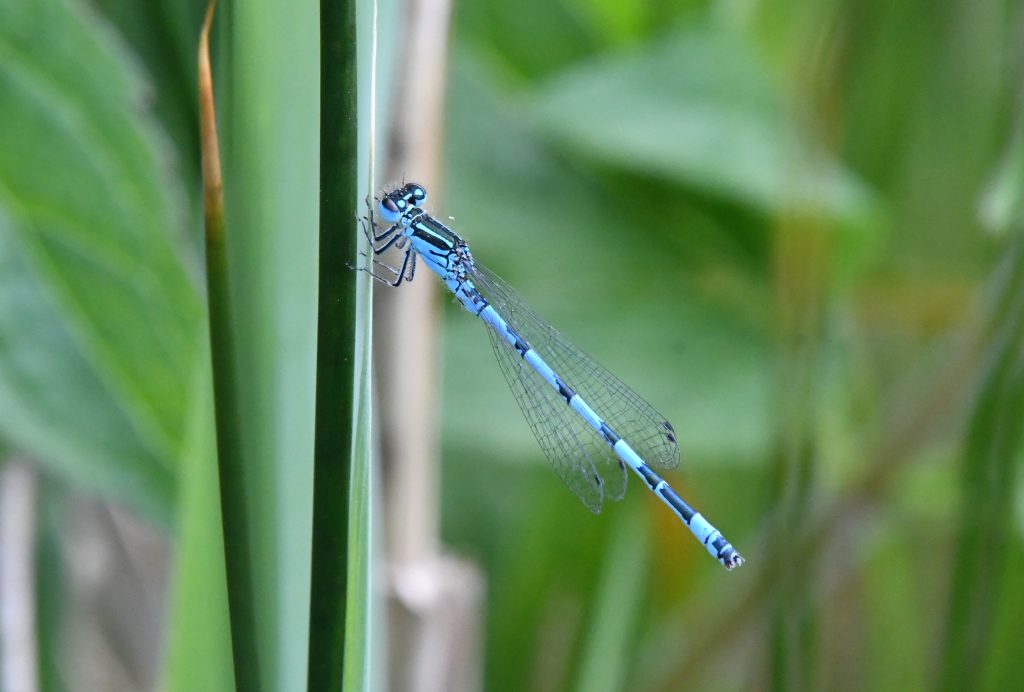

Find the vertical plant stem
[[307, 0, 359, 687], [0, 460, 40, 692], [939, 235, 1024, 690], [374, 1, 483, 689], [378, 0, 452, 568], [199, 3, 260, 689], [767, 217, 829, 690]]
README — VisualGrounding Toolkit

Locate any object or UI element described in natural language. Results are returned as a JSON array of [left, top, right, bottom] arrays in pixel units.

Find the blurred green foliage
[[438, 0, 1024, 690], [1, 0, 1023, 690], [0, 0, 203, 525]]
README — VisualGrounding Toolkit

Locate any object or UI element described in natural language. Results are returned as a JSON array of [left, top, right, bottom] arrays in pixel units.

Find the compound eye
[[378, 196, 401, 223], [409, 183, 427, 203]]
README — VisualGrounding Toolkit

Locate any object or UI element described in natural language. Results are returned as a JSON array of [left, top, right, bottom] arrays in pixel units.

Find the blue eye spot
[[408, 183, 427, 204]]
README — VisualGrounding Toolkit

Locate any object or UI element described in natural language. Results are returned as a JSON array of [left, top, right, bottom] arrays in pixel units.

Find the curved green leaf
[[530, 27, 876, 226], [0, 0, 202, 522]]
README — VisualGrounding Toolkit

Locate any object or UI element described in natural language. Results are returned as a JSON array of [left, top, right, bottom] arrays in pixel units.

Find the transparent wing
[[485, 314, 620, 513], [471, 261, 680, 470]]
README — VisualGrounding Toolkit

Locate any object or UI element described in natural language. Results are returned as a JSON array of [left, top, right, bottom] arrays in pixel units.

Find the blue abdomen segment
[[624, 441, 741, 567], [478, 303, 743, 570]]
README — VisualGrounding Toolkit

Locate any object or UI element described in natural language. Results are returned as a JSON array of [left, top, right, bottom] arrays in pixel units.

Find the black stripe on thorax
[[411, 219, 456, 251]]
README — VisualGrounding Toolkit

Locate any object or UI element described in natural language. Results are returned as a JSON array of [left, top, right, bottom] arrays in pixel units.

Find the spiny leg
[[352, 203, 412, 282], [369, 229, 403, 255], [348, 236, 402, 277], [360, 213, 401, 249], [354, 248, 413, 287], [354, 253, 401, 282]]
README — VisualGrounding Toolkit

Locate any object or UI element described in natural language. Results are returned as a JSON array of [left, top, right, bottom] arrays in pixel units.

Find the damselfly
[[360, 183, 744, 570]]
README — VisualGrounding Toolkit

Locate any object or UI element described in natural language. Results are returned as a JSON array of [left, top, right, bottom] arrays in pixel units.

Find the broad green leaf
[[0, 221, 173, 521], [216, 0, 321, 687], [162, 359, 233, 692], [529, 27, 875, 226], [90, 0, 205, 169], [0, 0, 202, 522]]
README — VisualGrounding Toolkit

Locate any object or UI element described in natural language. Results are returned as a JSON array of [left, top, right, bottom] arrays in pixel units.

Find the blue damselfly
[[360, 183, 743, 570]]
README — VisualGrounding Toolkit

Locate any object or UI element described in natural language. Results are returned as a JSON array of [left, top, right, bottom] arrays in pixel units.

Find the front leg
[[405, 251, 417, 282], [360, 214, 402, 249], [372, 230, 406, 256]]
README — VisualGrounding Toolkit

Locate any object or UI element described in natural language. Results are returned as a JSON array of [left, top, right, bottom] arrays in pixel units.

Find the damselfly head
[[378, 183, 428, 224]]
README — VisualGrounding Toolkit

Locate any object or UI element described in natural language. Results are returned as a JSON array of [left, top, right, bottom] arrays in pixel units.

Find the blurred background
[[1, 0, 1024, 690]]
